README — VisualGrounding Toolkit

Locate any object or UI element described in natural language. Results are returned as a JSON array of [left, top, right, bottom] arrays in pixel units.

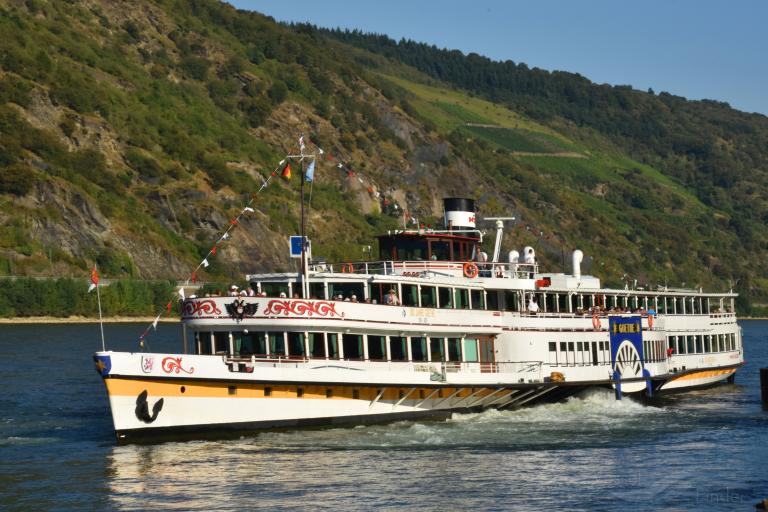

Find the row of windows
[[258, 281, 734, 315], [666, 333, 738, 355], [195, 331, 492, 363], [546, 335, 717, 367]]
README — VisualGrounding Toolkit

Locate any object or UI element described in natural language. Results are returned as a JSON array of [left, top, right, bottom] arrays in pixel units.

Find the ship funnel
[[443, 198, 476, 231], [572, 249, 584, 279]]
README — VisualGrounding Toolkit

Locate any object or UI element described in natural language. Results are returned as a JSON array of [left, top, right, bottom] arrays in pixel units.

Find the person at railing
[[385, 289, 401, 306], [246, 286, 255, 297], [229, 285, 240, 297], [527, 297, 539, 314], [350, 294, 359, 303]]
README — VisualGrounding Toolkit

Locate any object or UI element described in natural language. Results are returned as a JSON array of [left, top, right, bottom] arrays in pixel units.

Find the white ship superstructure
[[95, 198, 743, 443]]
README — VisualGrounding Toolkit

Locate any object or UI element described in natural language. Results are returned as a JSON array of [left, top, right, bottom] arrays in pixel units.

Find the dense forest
[[0, 0, 766, 316]]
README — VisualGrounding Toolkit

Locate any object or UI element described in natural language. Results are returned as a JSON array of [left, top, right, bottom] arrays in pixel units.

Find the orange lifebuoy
[[463, 262, 479, 279], [341, 263, 354, 273], [648, 314, 654, 329], [592, 314, 602, 330]]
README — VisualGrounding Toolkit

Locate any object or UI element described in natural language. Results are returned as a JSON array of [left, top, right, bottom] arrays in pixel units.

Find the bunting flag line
[[134, 138, 334, 349]]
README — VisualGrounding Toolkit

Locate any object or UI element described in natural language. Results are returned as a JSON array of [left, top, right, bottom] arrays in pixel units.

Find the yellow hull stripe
[[668, 368, 735, 382], [105, 378, 489, 402]]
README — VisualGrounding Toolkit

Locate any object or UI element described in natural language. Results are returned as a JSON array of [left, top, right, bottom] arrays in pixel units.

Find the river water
[[1, 321, 766, 511]]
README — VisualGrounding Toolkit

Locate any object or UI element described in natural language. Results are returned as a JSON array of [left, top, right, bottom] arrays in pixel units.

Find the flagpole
[[95, 264, 105, 352], [300, 153, 308, 299]]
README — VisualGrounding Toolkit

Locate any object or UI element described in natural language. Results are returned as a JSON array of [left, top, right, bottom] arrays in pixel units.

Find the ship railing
[[224, 355, 543, 379], [310, 260, 538, 278]]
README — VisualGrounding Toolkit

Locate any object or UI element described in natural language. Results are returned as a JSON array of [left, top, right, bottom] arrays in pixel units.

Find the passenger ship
[[94, 198, 743, 443]]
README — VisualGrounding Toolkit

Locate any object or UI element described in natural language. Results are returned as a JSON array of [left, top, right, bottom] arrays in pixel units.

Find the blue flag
[[305, 159, 316, 182]]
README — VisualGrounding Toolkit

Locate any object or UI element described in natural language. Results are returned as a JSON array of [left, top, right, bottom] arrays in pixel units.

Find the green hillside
[[0, 1, 766, 315]]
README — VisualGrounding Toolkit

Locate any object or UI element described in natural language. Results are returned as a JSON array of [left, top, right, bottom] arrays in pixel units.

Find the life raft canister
[[463, 262, 479, 279], [592, 314, 602, 330]]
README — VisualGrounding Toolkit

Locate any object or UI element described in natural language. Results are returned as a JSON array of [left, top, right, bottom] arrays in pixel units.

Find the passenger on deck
[[385, 289, 401, 306], [229, 285, 239, 297], [246, 287, 255, 297], [279, 292, 287, 298], [527, 298, 539, 314], [350, 294, 359, 303], [524, 249, 536, 265]]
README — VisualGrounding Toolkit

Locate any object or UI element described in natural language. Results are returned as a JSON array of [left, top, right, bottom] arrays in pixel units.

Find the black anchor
[[135, 390, 164, 423]]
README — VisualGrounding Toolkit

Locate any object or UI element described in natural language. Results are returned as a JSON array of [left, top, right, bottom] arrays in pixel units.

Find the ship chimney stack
[[572, 249, 584, 279], [443, 198, 476, 232]]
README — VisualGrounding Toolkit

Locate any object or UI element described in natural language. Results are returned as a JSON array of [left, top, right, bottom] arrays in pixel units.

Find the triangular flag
[[281, 162, 292, 180], [88, 267, 99, 293], [243, 207, 254, 213], [305, 159, 316, 182], [166, 301, 173, 313], [202, 258, 210, 268], [230, 218, 239, 226], [152, 314, 161, 331], [318, 147, 324, 155], [211, 246, 217, 255], [179, 287, 185, 300], [337, 162, 343, 168], [190, 272, 197, 284], [299, 135, 306, 151], [221, 232, 230, 240]]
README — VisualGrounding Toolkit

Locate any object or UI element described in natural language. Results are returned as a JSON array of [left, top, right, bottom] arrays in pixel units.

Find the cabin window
[[694, 335, 702, 354], [369, 283, 391, 305], [328, 282, 364, 302], [213, 332, 230, 354], [309, 332, 326, 358], [196, 332, 214, 355], [438, 287, 453, 309], [342, 334, 363, 360], [430, 337, 445, 362], [287, 332, 305, 358], [668, 337, 675, 353], [268, 332, 285, 357], [411, 337, 428, 361], [557, 294, 568, 313], [487, 290, 500, 311], [447, 338, 462, 361], [397, 238, 428, 260], [327, 333, 340, 359], [548, 342, 557, 365], [463, 338, 479, 362], [704, 335, 712, 353], [686, 335, 694, 353], [368, 335, 386, 360], [470, 289, 485, 310], [389, 336, 407, 361], [455, 288, 470, 309], [261, 282, 290, 297], [420, 286, 437, 308], [504, 291, 520, 312], [235, 331, 266, 357], [309, 282, 325, 299], [402, 284, 419, 307], [429, 241, 451, 261]]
